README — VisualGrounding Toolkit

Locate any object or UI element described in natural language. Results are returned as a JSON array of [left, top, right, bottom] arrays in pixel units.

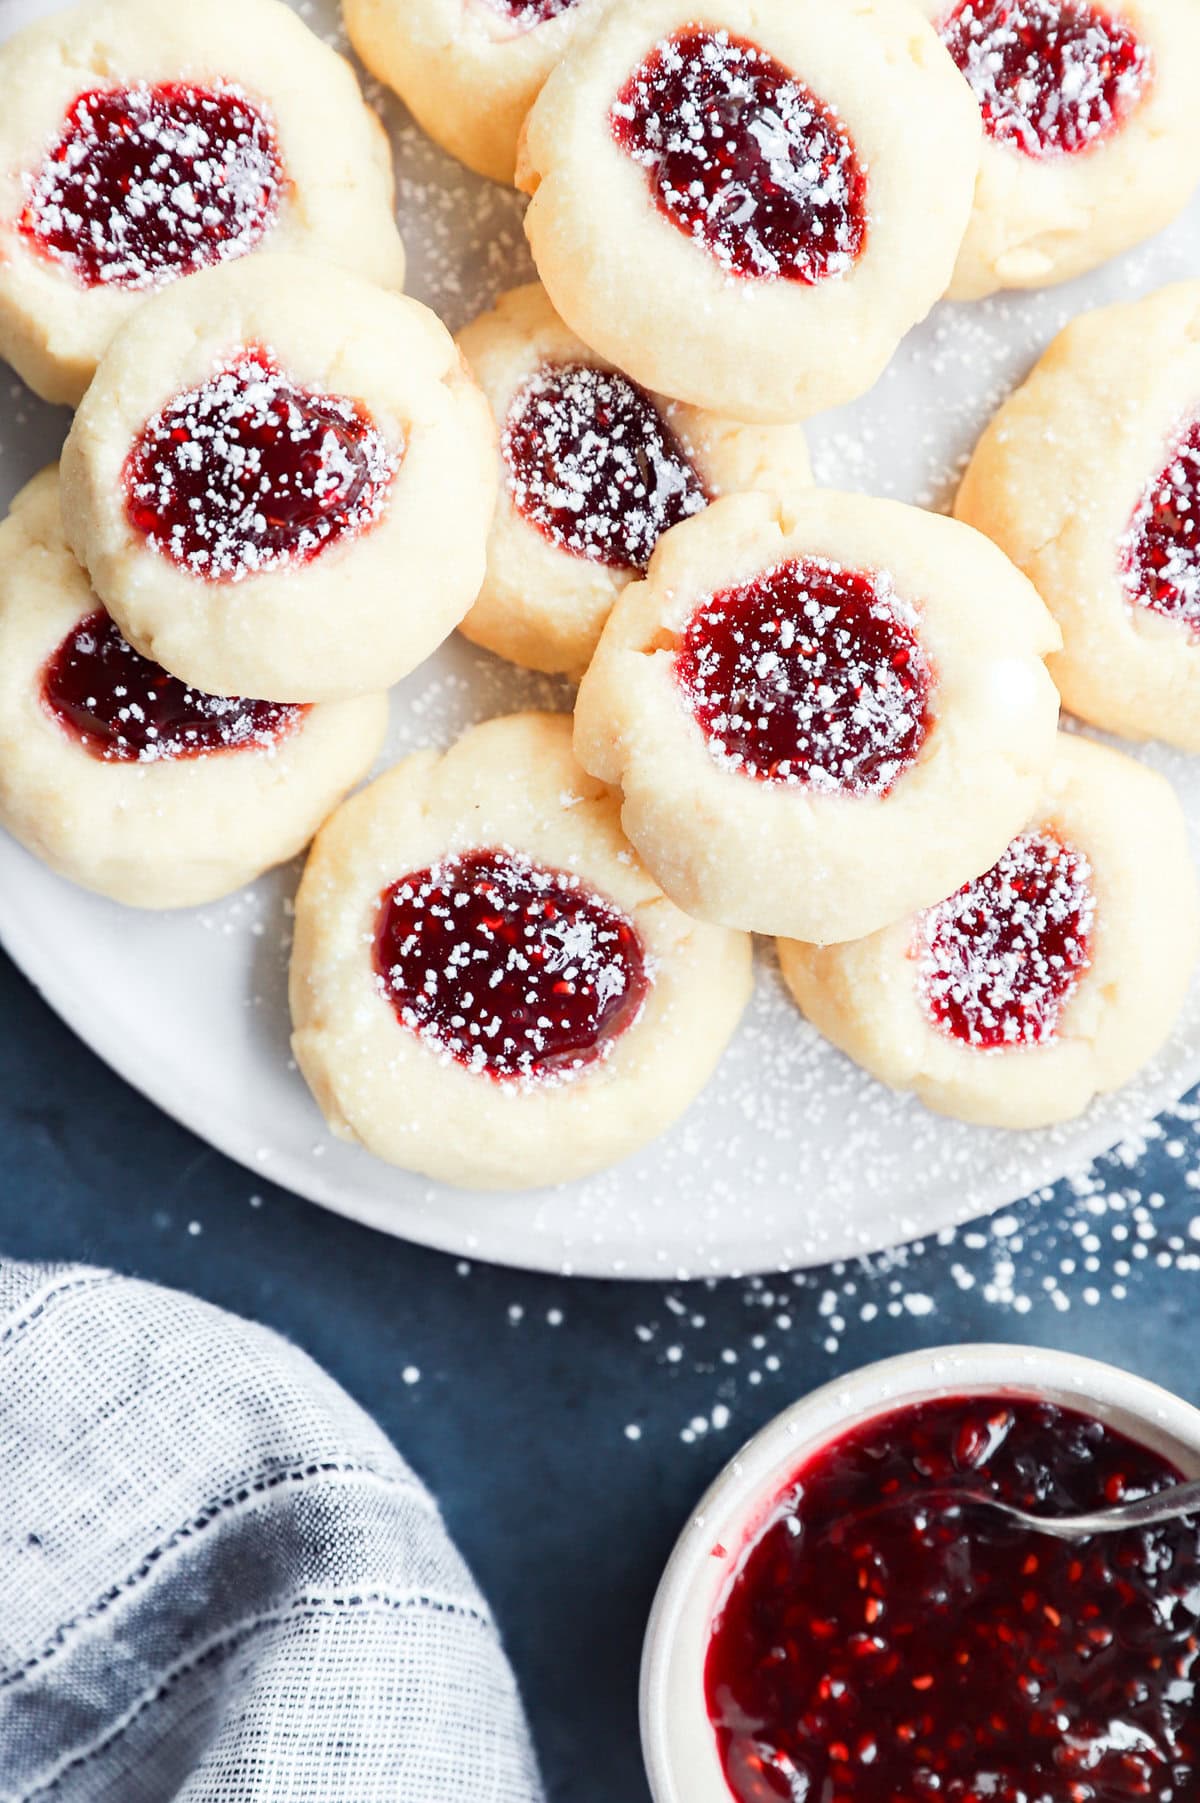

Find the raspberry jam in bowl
[[641, 1347, 1200, 1803]]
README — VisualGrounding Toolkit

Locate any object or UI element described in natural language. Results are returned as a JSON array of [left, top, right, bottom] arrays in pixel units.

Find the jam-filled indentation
[[21, 82, 284, 289], [42, 608, 304, 761], [674, 558, 932, 797], [917, 828, 1095, 1048], [373, 847, 650, 1081], [938, 0, 1151, 159], [1122, 413, 1200, 632], [123, 351, 400, 581], [502, 361, 707, 571], [610, 27, 867, 283]]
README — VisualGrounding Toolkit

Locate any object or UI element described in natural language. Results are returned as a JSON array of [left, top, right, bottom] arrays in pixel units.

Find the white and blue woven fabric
[[0, 1259, 544, 1803]]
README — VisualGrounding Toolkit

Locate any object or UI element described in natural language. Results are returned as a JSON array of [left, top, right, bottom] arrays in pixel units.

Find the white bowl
[[640, 1343, 1200, 1803]]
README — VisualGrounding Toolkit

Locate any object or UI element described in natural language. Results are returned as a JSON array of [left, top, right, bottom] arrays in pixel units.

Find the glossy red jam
[[124, 351, 399, 582], [41, 609, 303, 762], [1121, 415, 1200, 632], [610, 28, 867, 283], [674, 559, 932, 797], [706, 1394, 1200, 1803], [20, 82, 283, 290], [938, 0, 1151, 158], [502, 362, 707, 571], [917, 830, 1094, 1049], [372, 848, 649, 1081]]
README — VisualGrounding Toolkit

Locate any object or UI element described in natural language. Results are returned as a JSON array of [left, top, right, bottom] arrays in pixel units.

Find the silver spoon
[[893, 1477, 1200, 1542]]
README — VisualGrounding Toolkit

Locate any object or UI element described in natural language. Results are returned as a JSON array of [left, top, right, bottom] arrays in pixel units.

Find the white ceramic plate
[[3, 0, 1200, 1279]]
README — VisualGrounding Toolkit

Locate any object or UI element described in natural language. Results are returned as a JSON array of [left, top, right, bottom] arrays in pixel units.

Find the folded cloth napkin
[[0, 1259, 544, 1803]]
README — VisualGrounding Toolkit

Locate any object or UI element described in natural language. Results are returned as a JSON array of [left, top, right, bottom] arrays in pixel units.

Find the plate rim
[[0, 853, 1187, 1282]]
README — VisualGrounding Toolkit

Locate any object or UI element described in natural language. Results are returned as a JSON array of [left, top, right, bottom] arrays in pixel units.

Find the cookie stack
[[2, 0, 1200, 1192]]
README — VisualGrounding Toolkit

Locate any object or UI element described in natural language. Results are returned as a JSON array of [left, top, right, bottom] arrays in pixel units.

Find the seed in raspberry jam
[[502, 362, 707, 571], [123, 351, 400, 581], [42, 609, 303, 763], [373, 848, 649, 1080], [1121, 415, 1200, 631], [938, 0, 1151, 158], [609, 28, 867, 282], [707, 1395, 1200, 1803], [917, 829, 1095, 1048], [20, 82, 284, 290], [674, 559, 932, 797]]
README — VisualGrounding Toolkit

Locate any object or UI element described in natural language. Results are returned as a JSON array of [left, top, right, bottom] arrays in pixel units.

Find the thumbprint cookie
[[289, 712, 753, 1188], [574, 490, 1061, 943], [0, 0, 406, 405], [779, 734, 1199, 1127], [455, 282, 811, 677], [59, 256, 496, 704]]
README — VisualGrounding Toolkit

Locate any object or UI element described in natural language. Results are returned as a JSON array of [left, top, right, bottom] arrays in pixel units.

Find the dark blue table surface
[[2, 947, 1199, 1802]]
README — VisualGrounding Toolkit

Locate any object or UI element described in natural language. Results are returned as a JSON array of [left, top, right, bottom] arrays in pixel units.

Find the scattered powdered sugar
[[917, 831, 1096, 1049], [7, 2, 1200, 1294], [21, 81, 283, 290], [123, 352, 400, 581], [501, 362, 706, 571], [609, 27, 866, 283], [937, 0, 1151, 159]]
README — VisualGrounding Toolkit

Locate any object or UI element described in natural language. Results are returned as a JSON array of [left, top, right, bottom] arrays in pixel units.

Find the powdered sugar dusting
[[938, 0, 1151, 159], [918, 831, 1095, 1049], [675, 558, 931, 796], [21, 82, 283, 290], [502, 361, 706, 571], [124, 352, 400, 581], [610, 27, 866, 283], [4, 0, 1200, 1281]]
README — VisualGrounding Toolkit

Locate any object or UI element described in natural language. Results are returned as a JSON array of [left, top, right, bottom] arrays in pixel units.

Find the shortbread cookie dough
[[919, 0, 1200, 296], [574, 490, 1061, 944], [59, 255, 496, 704], [779, 734, 1199, 1128], [956, 283, 1200, 750], [0, 0, 407, 407], [516, 0, 980, 423], [0, 468, 386, 909], [456, 283, 812, 676], [289, 712, 753, 1189], [346, 0, 593, 186]]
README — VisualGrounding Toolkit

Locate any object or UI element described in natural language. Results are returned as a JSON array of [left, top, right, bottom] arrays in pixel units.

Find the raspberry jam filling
[[20, 82, 283, 290], [372, 848, 649, 1082], [706, 1394, 1200, 1803], [1121, 415, 1200, 631], [124, 351, 400, 582], [609, 28, 867, 283], [938, 0, 1151, 158], [917, 829, 1094, 1049], [42, 609, 303, 763], [502, 362, 707, 571], [674, 559, 932, 797]]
